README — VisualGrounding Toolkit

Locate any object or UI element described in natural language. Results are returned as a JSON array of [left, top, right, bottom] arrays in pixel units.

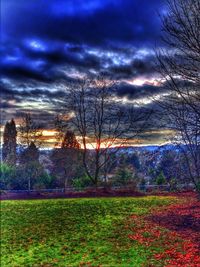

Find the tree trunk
[[28, 177, 31, 192]]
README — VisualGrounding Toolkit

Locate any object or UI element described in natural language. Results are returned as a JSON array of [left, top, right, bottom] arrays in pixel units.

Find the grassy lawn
[[1, 196, 176, 267]]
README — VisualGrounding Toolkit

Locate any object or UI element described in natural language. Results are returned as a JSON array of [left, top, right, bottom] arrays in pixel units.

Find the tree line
[[0, 115, 143, 191]]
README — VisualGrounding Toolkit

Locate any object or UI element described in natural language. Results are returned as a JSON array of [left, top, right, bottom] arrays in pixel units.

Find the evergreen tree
[[2, 119, 17, 166], [156, 171, 166, 186], [22, 142, 39, 164], [51, 131, 81, 190], [61, 131, 80, 149], [20, 142, 40, 191]]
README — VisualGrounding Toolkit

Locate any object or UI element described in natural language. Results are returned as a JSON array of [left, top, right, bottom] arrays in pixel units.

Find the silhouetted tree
[[20, 142, 40, 191], [2, 119, 17, 166], [61, 131, 80, 149], [62, 76, 151, 187], [113, 155, 137, 188], [22, 142, 39, 163], [19, 113, 43, 148], [157, 0, 200, 193], [51, 131, 82, 190], [159, 150, 179, 182]]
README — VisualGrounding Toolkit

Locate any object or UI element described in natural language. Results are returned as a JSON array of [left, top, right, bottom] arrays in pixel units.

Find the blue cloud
[[0, 0, 166, 113], [2, 0, 164, 46]]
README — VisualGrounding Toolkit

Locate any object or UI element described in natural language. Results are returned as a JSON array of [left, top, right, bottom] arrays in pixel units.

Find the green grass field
[[1, 196, 176, 267]]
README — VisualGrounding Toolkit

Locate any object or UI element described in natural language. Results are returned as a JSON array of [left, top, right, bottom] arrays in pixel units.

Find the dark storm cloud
[[1, 85, 66, 100], [1, 77, 164, 110], [115, 82, 166, 100], [106, 57, 156, 80], [0, 45, 66, 83], [1, 41, 157, 83], [0, 102, 18, 109], [0, 80, 69, 106], [1, 41, 101, 82], [1, 0, 165, 81], [1, 63, 53, 83], [2, 0, 164, 47], [1, 0, 165, 84], [21, 43, 100, 69]]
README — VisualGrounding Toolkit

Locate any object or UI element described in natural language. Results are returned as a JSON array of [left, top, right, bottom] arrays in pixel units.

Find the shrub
[[169, 178, 177, 191], [156, 172, 166, 186], [113, 167, 137, 189], [34, 173, 55, 189], [72, 174, 93, 191], [0, 163, 16, 190], [139, 178, 146, 191]]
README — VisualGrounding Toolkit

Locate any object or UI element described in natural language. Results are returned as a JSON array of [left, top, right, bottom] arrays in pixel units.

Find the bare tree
[[18, 113, 44, 190], [60, 76, 151, 187], [19, 113, 43, 148], [157, 0, 200, 193]]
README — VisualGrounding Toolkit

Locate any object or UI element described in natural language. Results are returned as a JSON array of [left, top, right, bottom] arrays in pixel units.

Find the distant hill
[[0, 144, 183, 158], [109, 144, 182, 154]]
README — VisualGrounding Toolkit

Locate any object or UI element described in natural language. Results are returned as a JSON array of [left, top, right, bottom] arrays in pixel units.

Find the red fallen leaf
[[128, 195, 200, 267]]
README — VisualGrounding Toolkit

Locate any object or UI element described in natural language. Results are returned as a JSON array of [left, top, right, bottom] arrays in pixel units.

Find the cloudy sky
[[1, 0, 173, 146]]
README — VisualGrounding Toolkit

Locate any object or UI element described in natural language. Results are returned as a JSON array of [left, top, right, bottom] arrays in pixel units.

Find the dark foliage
[[2, 119, 17, 166]]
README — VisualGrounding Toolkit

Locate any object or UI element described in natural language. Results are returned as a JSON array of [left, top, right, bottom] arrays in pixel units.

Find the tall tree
[[62, 76, 151, 187], [21, 142, 40, 164], [61, 131, 80, 149], [51, 131, 81, 190], [157, 0, 200, 193], [2, 119, 17, 166], [18, 113, 43, 190], [159, 150, 179, 182], [20, 141, 41, 191], [19, 113, 43, 148]]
